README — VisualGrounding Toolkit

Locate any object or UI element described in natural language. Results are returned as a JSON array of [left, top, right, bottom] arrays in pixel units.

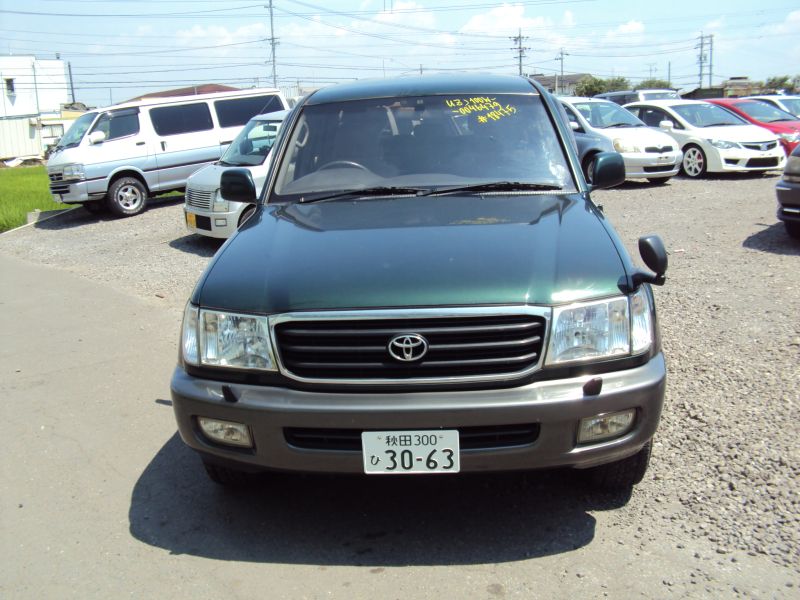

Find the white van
[[184, 109, 288, 238], [46, 88, 288, 217]]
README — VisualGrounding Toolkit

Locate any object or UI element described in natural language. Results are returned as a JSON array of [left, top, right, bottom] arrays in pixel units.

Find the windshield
[[571, 101, 643, 128], [672, 103, 746, 127], [779, 98, 800, 117], [272, 93, 573, 201], [641, 91, 679, 100], [57, 112, 98, 148], [220, 117, 283, 166], [733, 101, 797, 123]]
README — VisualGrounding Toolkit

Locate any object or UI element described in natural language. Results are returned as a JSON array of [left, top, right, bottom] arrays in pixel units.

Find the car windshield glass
[[641, 91, 679, 100], [734, 100, 795, 122], [672, 103, 746, 127], [56, 112, 97, 148], [779, 98, 800, 117], [572, 101, 643, 128], [272, 93, 574, 202], [220, 117, 283, 166]]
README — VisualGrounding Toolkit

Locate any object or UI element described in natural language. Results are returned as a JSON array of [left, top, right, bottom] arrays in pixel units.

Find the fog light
[[578, 409, 635, 444], [198, 417, 253, 448], [214, 218, 227, 227]]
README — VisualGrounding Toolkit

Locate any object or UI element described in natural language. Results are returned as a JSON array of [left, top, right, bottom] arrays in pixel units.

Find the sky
[[0, 0, 798, 109]]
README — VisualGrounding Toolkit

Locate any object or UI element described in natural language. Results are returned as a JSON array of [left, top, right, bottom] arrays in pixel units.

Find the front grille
[[643, 164, 675, 173], [274, 312, 547, 382], [48, 171, 70, 195], [746, 157, 780, 168], [742, 141, 778, 151], [644, 145, 673, 153], [185, 187, 214, 209], [285, 424, 541, 451]]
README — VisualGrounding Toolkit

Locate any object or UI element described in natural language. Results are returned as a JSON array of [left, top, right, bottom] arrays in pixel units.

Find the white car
[[184, 110, 288, 238], [745, 95, 800, 119], [625, 100, 786, 178], [559, 97, 682, 184]]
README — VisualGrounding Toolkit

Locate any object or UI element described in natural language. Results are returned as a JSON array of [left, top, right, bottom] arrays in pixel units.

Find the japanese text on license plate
[[361, 430, 460, 474]]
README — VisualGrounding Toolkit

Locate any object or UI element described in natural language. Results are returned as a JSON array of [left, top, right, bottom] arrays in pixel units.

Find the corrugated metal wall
[[0, 118, 42, 160]]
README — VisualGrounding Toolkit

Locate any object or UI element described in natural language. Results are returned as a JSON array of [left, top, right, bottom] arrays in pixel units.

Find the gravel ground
[[2, 174, 798, 577]]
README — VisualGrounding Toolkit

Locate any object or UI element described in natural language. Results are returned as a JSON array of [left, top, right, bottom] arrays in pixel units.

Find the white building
[[0, 56, 71, 159]]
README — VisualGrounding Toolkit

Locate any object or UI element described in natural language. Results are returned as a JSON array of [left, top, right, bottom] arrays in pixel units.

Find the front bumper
[[184, 205, 244, 239], [622, 151, 682, 179], [776, 179, 800, 224], [711, 147, 786, 173], [170, 353, 666, 474]]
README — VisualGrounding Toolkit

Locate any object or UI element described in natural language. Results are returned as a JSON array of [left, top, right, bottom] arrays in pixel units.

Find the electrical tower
[[510, 29, 529, 77], [697, 33, 714, 89], [268, 0, 279, 88]]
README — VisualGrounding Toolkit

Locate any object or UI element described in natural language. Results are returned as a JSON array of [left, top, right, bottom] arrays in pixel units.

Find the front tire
[[106, 176, 148, 217], [681, 145, 707, 178], [586, 442, 652, 490]]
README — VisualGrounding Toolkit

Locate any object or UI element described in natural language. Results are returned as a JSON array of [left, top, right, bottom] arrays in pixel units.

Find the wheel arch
[[107, 168, 151, 196]]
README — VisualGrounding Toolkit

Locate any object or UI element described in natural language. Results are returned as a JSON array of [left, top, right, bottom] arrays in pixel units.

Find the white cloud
[[460, 4, 551, 36], [617, 20, 644, 35], [562, 11, 575, 28]]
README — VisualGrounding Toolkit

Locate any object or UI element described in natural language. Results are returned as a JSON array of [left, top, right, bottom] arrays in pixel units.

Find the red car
[[707, 98, 800, 154]]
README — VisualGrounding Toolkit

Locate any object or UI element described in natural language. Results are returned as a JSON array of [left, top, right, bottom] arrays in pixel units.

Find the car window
[[571, 101, 642, 128], [640, 91, 679, 101], [779, 98, 800, 116], [91, 108, 140, 141], [560, 103, 584, 132], [150, 102, 214, 136], [671, 103, 746, 127], [221, 118, 283, 167], [273, 94, 573, 200], [214, 94, 284, 128], [733, 101, 797, 123], [638, 107, 673, 128]]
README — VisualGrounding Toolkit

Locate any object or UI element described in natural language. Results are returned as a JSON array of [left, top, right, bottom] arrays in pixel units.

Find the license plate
[[186, 211, 196, 228], [362, 430, 460, 474]]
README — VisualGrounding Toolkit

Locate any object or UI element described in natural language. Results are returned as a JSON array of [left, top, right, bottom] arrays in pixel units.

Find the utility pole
[[646, 62, 657, 81], [667, 61, 671, 87], [268, 0, 278, 88], [555, 48, 566, 94], [67, 61, 75, 103], [696, 33, 714, 89], [697, 33, 705, 89], [708, 34, 714, 88], [510, 29, 529, 77]]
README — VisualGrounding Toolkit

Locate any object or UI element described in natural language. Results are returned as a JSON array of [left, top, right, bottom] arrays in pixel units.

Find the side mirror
[[88, 131, 106, 144], [220, 168, 257, 203], [632, 235, 668, 287], [569, 121, 580, 131], [659, 120, 674, 131], [589, 151, 625, 189]]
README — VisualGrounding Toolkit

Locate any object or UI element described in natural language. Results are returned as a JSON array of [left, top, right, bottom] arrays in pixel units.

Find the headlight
[[181, 304, 277, 371], [707, 139, 740, 150], [62, 164, 85, 180], [780, 132, 800, 143], [213, 188, 229, 213], [613, 138, 641, 153], [546, 287, 653, 366]]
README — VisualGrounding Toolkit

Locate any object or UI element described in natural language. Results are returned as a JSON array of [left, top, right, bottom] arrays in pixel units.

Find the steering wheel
[[317, 160, 369, 172]]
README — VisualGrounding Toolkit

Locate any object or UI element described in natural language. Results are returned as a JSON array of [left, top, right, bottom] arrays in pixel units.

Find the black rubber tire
[[202, 460, 253, 486], [647, 177, 670, 185], [586, 441, 652, 490], [82, 200, 106, 214], [785, 221, 800, 240], [583, 156, 596, 184], [681, 145, 707, 178], [106, 176, 148, 217]]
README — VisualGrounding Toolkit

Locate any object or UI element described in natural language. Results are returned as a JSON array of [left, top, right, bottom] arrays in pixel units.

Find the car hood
[[602, 127, 678, 148], [695, 124, 779, 142], [193, 194, 630, 314]]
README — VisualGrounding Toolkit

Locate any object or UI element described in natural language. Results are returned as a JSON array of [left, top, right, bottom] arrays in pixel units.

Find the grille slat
[[185, 187, 214, 209], [275, 313, 546, 382]]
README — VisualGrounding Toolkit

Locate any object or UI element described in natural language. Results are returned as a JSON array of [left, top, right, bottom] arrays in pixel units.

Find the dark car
[[776, 142, 800, 239], [171, 75, 668, 493]]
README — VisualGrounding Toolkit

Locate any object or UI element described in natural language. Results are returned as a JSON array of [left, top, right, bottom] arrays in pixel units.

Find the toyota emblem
[[388, 334, 429, 362]]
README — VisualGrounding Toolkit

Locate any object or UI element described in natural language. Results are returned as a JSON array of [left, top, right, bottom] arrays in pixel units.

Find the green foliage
[[764, 75, 797, 93], [0, 166, 66, 232], [638, 79, 672, 90], [574, 75, 632, 97]]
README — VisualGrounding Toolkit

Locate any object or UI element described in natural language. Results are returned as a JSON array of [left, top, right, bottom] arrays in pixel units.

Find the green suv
[[171, 75, 668, 491]]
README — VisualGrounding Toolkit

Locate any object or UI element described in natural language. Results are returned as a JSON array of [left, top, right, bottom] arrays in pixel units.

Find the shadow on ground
[[129, 432, 632, 566], [168, 233, 224, 257], [743, 222, 800, 256], [32, 196, 185, 231]]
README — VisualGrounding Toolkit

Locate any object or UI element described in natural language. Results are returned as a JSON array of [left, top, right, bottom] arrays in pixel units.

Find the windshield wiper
[[603, 123, 636, 128], [299, 185, 430, 204], [422, 181, 562, 196], [704, 122, 736, 127]]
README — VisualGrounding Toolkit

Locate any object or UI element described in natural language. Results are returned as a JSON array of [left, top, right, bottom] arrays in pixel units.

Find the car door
[[149, 102, 222, 191], [82, 108, 156, 184]]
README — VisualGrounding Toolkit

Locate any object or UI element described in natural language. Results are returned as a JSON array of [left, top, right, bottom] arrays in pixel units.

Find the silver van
[[46, 88, 288, 216], [594, 89, 680, 106]]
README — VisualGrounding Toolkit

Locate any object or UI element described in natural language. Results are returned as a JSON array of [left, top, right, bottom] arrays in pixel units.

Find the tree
[[574, 75, 607, 97], [764, 75, 796, 93], [604, 76, 631, 92], [638, 78, 672, 89]]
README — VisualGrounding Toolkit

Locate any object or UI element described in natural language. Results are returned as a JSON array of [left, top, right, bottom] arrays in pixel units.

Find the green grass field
[[0, 166, 66, 232]]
